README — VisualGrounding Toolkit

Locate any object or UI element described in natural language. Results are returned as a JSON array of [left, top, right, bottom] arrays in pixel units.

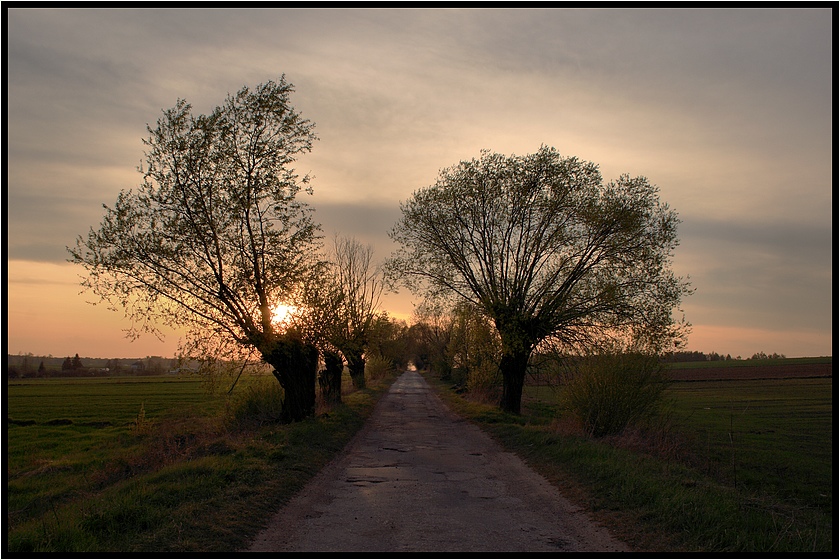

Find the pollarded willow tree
[[293, 236, 384, 404], [69, 77, 322, 422], [387, 147, 692, 414], [330, 236, 385, 389]]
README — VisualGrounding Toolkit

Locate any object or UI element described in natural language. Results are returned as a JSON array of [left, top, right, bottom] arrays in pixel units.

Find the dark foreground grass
[[424, 372, 834, 553], [7, 373, 395, 553]]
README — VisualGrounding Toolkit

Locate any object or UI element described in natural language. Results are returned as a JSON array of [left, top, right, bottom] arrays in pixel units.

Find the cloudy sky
[[6, 7, 834, 359]]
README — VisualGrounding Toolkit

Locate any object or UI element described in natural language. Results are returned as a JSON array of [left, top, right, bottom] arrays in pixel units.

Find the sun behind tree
[[69, 77, 322, 422], [271, 303, 298, 328]]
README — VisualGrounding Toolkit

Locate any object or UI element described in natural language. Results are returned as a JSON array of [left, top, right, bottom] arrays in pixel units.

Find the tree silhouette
[[388, 147, 691, 413], [296, 237, 384, 399], [70, 77, 321, 421], [327, 236, 384, 389]]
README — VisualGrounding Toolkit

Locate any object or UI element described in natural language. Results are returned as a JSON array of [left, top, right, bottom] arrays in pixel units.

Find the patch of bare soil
[[247, 371, 628, 553]]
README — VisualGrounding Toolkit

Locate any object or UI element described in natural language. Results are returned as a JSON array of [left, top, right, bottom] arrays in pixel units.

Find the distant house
[[130, 361, 145, 372]]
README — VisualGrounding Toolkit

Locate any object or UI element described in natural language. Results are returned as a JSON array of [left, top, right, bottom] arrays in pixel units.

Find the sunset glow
[[5, 9, 832, 359], [271, 303, 298, 327]]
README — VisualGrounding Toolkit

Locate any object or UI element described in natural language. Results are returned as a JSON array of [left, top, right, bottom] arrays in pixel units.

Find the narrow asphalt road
[[248, 370, 628, 553]]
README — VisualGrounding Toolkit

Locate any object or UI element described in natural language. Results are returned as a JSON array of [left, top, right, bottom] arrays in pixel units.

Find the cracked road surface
[[248, 370, 628, 553]]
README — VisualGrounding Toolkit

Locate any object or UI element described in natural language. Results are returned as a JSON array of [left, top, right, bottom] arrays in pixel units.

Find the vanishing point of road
[[248, 370, 628, 553]]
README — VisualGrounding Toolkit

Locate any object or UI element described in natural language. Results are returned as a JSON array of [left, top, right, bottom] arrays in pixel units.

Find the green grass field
[[6, 372, 394, 552], [7, 376, 224, 539], [666, 377, 833, 511], [432, 365, 834, 553], [6, 363, 834, 552], [7, 375, 222, 425]]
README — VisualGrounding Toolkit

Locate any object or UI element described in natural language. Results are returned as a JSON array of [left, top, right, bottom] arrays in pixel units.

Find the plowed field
[[667, 362, 832, 381]]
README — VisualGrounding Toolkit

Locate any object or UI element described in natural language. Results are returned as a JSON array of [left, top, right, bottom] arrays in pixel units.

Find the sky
[[5, 7, 835, 359]]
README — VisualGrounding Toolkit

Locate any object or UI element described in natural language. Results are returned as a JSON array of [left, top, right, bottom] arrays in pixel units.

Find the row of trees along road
[[70, 77, 691, 420]]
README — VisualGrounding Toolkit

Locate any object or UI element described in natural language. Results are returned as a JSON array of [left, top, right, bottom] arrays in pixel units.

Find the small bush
[[562, 351, 669, 438], [226, 379, 285, 429], [450, 366, 468, 388], [364, 353, 392, 382], [466, 362, 502, 404], [433, 358, 453, 381]]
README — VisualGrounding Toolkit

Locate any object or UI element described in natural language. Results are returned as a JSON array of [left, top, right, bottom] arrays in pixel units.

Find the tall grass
[[224, 378, 285, 429]]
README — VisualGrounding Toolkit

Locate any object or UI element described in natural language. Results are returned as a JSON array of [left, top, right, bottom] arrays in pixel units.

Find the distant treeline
[[8, 348, 791, 379], [662, 350, 787, 363], [6, 354, 176, 379]]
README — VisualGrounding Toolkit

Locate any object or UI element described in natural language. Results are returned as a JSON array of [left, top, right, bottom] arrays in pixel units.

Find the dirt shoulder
[[247, 370, 628, 553]]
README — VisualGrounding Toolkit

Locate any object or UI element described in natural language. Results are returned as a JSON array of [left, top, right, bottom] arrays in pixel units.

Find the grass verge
[[422, 371, 832, 553], [7, 372, 396, 553]]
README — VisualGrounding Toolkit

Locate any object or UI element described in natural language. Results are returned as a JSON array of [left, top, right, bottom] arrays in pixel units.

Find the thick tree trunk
[[318, 351, 344, 405], [498, 349, 531, 415], [264, 334, 319, 422], [494, 313, 540, 414], [346, 351, 366, 389]]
